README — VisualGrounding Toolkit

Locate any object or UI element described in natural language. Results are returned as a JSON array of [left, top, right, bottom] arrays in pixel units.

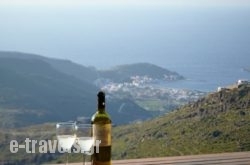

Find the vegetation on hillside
[[98, 63, 184, 83], [0, 57, 97, 127], [0, 84, 249, 164], [112, 84, 250, 159], [0, 52, 161, 127]]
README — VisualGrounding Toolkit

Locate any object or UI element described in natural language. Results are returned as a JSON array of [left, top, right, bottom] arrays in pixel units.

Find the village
[[101, 75, 206, 112]]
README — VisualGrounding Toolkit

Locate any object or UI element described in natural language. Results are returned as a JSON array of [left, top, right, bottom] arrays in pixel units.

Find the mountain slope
[[98, 63, 183, 83], [1, 83, 249, 164], [0, 57, 98, 127], [0, 51, 153, 127], [112, 83, 250, 159], [0, 52, 184, 84], [0, 51, 99, 83]]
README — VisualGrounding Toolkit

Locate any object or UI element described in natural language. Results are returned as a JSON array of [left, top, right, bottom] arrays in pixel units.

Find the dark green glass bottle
[[91, 91, 112, 165]]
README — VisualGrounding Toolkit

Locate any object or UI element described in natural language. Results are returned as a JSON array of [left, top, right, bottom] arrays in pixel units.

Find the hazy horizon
[[1, 0, 250, 72]]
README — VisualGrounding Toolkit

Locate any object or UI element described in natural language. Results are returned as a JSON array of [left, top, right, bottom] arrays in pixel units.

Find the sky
[[1, 0, 250, 7], [0, 0, 250, 69]]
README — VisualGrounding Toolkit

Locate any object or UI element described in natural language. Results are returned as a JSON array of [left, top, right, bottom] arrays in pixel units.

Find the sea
[[160, 65, 250, 92], [0, 4, 250, 92]]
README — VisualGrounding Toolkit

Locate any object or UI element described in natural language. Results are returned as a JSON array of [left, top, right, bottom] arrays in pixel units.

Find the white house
[[237, 79, 249, 86]]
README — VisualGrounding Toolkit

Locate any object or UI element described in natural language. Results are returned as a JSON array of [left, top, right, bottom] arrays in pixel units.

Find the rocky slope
[[112, 83, 250, 159]]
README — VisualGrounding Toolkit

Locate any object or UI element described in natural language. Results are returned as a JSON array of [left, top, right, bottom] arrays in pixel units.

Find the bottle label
[[93, 124, 111, 146]]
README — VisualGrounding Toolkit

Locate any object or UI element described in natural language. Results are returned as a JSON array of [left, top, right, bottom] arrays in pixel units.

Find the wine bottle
[[91, 91, 112, 165]]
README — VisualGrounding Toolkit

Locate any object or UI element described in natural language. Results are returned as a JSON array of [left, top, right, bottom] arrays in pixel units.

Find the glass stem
[[83, 153, 86, 165], [66, 152, 69, 165]]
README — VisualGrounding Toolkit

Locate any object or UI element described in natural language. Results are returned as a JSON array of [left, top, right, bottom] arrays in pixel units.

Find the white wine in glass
[[56, 122, 76, 165], [76, 124, 94, 165]]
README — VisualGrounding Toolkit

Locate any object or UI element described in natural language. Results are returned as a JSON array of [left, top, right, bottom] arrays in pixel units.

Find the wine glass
[[75, 124, 94, 165], [56, 122, 76, 165]]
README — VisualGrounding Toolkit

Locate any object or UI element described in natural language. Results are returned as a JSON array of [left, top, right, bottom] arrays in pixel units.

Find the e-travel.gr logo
[[9, 138, 101, 155]]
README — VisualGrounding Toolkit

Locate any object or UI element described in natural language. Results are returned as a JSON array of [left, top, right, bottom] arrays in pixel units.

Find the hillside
[[0, 52, 184, 85], [0, 57, 98, 127], [1, 51, 175, 127], [95, 63, 203, 115], [0, 51, 99, 83], [1, 83, 249, 164], [112, 83, 250, 159], [0, 51, 191, 127], [98, 63, 183, 83]]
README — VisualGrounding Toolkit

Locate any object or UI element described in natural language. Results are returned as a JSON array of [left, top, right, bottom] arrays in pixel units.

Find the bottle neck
[[97, 91, 105, 112], [98, 102, 105, 112]]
